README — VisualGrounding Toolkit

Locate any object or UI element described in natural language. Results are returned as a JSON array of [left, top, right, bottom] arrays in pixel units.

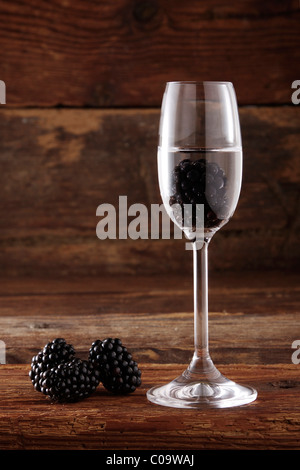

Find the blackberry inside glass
[[169, 157, 228, 229]]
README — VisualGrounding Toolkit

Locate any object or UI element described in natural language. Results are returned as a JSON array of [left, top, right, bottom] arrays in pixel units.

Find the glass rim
[[166, 81, 233, 86]]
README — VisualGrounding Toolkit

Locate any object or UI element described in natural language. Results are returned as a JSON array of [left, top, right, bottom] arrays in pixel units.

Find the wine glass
[[147, 81, 257, 409]]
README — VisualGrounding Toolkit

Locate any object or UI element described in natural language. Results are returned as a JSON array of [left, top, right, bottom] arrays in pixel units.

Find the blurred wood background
[[0, 0, 299, 277]]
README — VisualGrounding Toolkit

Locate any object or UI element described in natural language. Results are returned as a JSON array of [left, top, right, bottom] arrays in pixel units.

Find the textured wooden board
[[2, 310, 299, 367], [0, 106, 299, 276], [0, 272, 299, 450], [0, 364, 299, 450], [0, 0, 299, 451], [0, 0, 299, 106], [0, 271, 299, 365]]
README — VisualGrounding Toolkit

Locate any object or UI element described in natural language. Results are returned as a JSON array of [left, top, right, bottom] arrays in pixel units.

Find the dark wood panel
[[0, 231, 299, 277], [0, 272, 299, 449], [0, 364, 299, 449], [0, 271, 298, 365], [0, 0, 298, 106], [2, 306, 298, 366], [0, 107, 299, 276]]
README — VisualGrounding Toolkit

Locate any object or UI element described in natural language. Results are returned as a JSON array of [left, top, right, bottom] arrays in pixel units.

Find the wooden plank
[[0, 272, 298, 365], [0, 364, 299, 449], [0, 106, 299, 275], [2, 310, 298, 366], [0, 231, 299, 275], [0, 0, 299, 106], [0, 272, 299, 450], [0, 270, 298, 313]]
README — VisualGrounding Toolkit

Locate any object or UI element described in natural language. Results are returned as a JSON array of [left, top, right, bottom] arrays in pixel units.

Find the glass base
[[147, 362, 257, 409]]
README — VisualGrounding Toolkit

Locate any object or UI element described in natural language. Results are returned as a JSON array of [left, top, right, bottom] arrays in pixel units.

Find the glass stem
[[189, 238, 215, 374]]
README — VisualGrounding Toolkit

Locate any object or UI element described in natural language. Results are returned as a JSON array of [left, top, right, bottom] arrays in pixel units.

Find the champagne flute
[[147, 81, 257, 408]]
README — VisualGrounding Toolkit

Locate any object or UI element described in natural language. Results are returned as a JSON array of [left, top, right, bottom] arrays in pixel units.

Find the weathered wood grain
[[2, 310, 299, 366], [0, 107, 299, 276], [0, 0, 299, 106], [0, 272, 299, 450], [1, 270, 298, 314], [0, 0, 299, 452], [0, 271, 298, 365], [0, 364, 299, 450]]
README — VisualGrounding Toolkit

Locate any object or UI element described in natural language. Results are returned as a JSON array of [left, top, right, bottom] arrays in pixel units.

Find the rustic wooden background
[[0, 0, 299, 278], [0, 1, 299, 451]]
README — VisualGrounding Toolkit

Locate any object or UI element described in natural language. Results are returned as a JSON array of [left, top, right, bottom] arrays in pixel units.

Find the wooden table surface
[[0, 270, 299, 450]]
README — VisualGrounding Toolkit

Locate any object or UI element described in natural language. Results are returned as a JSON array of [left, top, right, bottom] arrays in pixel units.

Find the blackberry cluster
[[170, 158, 228, 229], [29, 337, 142, 402], [29, 338, 100, 402], [29, 338, 75, 392], [89, 338, 142, 394], [40, 358, 101, 402]]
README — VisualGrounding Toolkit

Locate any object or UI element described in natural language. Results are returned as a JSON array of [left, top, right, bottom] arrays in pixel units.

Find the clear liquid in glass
[[158, 147, 242, 239]]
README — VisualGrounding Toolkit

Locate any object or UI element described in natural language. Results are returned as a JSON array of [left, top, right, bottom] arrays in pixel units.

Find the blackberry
[[29, 338, 75, 393], [42, 358, 101, 402], [89, 338, 142, 394], [170, 158, 228, 229]]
